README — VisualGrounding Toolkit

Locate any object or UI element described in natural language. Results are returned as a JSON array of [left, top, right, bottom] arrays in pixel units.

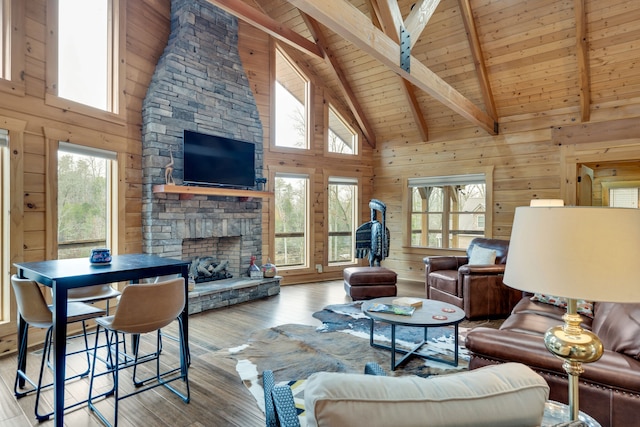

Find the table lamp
[[503, 205, 640, 421]]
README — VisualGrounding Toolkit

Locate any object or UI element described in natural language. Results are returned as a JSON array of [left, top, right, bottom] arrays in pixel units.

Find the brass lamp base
[[543, 299, 604, 421]]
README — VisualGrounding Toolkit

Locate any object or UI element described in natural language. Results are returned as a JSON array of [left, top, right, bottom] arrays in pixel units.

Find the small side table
[[542, 401, 601, 427], [362, 297, 465, 370]]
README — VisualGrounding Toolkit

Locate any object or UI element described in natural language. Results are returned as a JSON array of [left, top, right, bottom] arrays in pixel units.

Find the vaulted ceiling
[[209, 0, 640, 147]]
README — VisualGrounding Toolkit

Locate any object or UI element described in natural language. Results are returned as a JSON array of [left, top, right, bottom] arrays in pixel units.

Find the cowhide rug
[[203, 302, 506, 420]]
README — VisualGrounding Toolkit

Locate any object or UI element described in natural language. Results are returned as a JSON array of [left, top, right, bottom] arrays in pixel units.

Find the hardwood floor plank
[[0, 280, 424, 426]]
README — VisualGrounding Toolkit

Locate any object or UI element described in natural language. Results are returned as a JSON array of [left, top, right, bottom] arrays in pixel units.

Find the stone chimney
[[141, 0, 263, 279]]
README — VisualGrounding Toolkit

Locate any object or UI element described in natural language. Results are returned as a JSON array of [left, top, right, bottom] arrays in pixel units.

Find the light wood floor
[[0, 279, 425, 427]]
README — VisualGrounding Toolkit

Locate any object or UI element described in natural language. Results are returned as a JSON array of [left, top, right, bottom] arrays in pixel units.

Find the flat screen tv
[[183, 130, 256, 189]]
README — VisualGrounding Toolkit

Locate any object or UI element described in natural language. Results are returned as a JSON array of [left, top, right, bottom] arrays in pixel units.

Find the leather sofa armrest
[[466, 327, 640, 392], [458, 264, 506, 275], [424, 256, 467, 272]]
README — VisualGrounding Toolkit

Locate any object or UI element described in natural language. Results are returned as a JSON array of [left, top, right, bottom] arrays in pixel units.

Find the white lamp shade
[[504, 206, 640, 303]]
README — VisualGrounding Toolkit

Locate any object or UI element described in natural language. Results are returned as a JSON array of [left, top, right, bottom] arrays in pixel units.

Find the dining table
[[14, 253, 191, 427]]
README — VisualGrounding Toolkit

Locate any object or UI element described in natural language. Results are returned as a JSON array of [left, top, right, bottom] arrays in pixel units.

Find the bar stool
[[63, 283, 125, 360], [66, 283, 121, 314], [152, 274, 190, 363], [11, 275, 106, 421], [88, 277, 190, 427]]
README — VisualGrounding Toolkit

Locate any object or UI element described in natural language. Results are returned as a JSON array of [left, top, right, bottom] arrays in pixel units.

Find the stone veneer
[[142, 0, 263, 277], [141, 0, 266, 283]]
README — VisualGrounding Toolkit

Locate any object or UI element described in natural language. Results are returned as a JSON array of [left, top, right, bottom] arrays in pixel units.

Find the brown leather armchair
[[423, 238, 522, 319]]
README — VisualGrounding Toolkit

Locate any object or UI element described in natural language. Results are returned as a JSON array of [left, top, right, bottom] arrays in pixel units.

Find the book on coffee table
[[392, 297, 423, 308], [367, 302, 416, 316]]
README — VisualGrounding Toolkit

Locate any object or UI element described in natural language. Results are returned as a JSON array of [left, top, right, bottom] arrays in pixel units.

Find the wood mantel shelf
[[153, 184, 273, 199]]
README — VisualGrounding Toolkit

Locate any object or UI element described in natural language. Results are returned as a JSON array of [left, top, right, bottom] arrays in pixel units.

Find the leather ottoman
[[343, 267, 397, 300]]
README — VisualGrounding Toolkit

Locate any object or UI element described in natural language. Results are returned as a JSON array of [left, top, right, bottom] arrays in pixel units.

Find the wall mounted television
[[183, 130, 256, 189]]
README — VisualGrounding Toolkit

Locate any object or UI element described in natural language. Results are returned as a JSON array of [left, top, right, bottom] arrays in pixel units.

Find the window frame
[[271, 46, 312, 153], [45, 0, 125, 123], [0, 0, 25, 95], [324, 172, 360, 270], [0, 117, 26, 334], [44, 127, 125, 261], [403, 167, 494, 252], [269, 167, 314, 274], [324, 101, 360, 158], [56, 142, 118, 259], [0, 129, 8, 327], [602, 180, 640, 207]]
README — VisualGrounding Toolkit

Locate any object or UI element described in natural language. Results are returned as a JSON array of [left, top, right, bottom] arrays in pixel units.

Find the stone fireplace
[[140, 0, 279, 311]]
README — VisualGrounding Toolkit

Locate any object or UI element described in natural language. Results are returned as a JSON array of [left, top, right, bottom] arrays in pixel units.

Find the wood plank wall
[[0, 0, 170, 355], [374, 112, 640, 286]]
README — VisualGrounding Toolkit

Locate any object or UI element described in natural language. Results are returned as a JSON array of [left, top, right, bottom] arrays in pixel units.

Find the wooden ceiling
[[209, 0, 640, 146]]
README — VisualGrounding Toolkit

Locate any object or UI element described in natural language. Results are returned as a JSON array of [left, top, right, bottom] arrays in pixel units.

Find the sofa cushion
[[592, 302, 640, 359], [530, 293, 594, 318], [304, 363, 549, 427], [510, 298, 593, 330], [468, 246, 497, 265]]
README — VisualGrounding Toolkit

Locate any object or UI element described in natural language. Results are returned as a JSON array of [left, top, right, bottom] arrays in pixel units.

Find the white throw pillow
[[468, 245, 497, 265]]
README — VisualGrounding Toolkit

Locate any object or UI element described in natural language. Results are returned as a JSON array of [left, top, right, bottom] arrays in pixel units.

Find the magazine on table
[[367, 302, 416, 316]]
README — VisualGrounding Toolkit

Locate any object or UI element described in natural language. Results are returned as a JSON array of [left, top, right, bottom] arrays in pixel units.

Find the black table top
[[15, 253, 189, 288]]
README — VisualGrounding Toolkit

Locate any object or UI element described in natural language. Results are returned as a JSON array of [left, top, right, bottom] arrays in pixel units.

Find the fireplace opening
[[183, 236, 242, 282], [189, 256, 232, 283]]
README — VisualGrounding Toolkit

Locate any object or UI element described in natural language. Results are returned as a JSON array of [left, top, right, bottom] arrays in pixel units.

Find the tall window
[[0, 0, 25, 92], [328, 177, 357, 264], [57, 142, 117, 259], [274, 49, 309, 149], [0, 129, 8, 323], [327, 105, 357, 155], [49, 0, 121, 113], [409, 174, 486, 249], [274, 174, 309, 267], [0, 0, 6, 79]]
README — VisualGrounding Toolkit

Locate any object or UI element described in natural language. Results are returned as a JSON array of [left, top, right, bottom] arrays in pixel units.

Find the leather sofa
[[465, 296, 640, 427], [424, 238, 522, 319]]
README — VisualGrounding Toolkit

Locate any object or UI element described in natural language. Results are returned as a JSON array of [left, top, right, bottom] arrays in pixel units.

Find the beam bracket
[[400, 26, 410, 73]]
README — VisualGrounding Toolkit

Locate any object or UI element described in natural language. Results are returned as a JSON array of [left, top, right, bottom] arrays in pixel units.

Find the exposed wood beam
[[401, 81, 430, 141], [303, 15, 377, 148], [552, 117, 640, 145], [574, 0, 591, 122], [372, 0, 429, 141], [363, 0, 382, 29], [289, 0, 498, 135], [206, 0, 323, 59], [458, 0, 497, 122], [373, 0, 404, 41], [404, 0, 440, 49]]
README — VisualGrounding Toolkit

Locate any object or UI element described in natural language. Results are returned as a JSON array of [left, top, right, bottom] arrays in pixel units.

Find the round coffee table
[[362, 297, 465, 371]]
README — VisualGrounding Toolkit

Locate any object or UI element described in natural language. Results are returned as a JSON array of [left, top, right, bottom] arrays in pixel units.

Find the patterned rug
[[205, 302, 504, 425]]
